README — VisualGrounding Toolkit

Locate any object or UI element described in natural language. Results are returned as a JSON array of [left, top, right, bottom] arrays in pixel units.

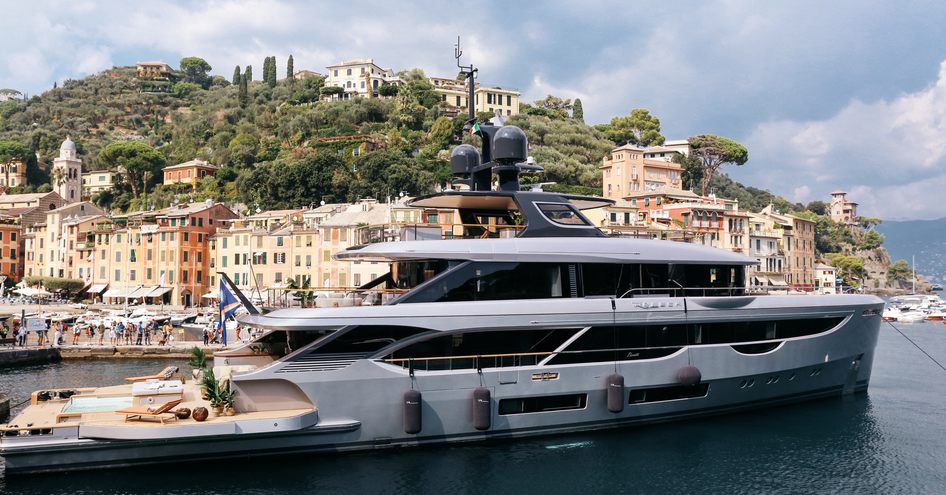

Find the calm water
[[1, 321, 946, 494]]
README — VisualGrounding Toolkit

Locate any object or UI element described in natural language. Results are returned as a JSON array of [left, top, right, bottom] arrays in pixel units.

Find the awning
[[148, 287, 172, 297], [128, 286, 156, 298], [86, 283, 108, 294], [753, 276, 769, 286], [103, 287, 133, 298], [768, 275, 788, 286]]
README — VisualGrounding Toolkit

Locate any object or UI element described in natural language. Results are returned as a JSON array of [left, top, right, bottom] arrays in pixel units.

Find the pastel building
[[430, 77, 520, 117], [163, 160, 217, 187], [829, 190, 859, 226], [601, 144, 684, 200], [53, 136, 82, 204], [324, 59, 400, 98]]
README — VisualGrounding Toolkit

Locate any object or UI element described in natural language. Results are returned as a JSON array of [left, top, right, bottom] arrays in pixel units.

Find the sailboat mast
[[912, 255, 916, 293]]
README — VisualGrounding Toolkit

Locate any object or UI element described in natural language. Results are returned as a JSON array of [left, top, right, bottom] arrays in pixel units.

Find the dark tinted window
[[315, 326, 432, 354], [404, 262, 571, 303], [499, 394, 587, 415], [535, 203, 589, 226], [386, 328, 578, 370]]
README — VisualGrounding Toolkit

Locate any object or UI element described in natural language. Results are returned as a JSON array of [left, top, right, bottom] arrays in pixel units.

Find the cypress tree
[[287, 55, 294, 82], [266, 56, 277, 88], [245, 65, 252, 81], [572, 98, 584, 123], [239, 73, 248, 106], [232, 65, 241, 85]]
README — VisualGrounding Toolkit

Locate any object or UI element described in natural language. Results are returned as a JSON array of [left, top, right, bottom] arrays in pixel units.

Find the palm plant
[[287, 275, 314, 307]]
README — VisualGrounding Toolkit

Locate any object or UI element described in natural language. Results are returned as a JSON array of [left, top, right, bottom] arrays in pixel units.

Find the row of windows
[[376, 317, 844, 370], [111, 249, 202, 263], [399, 262, 747, 304], [112, 267, 202, 284], [108, 231, 206, 244]]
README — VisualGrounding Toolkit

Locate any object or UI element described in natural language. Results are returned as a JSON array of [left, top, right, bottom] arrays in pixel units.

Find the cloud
[[735, 60, 946, 220]]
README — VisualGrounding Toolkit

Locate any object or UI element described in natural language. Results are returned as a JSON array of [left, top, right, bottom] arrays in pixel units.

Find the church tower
[[53, 135, 82, 203]]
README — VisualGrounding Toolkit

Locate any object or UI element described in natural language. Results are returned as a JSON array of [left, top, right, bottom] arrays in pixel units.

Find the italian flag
[[470, 122, 481, 136]]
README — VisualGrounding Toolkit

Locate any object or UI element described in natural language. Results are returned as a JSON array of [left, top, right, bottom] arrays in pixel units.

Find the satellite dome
[[492, 125, 528, 163]]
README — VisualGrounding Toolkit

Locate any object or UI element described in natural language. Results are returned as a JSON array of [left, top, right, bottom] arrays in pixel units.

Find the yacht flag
[[218, 279, 241, 345]]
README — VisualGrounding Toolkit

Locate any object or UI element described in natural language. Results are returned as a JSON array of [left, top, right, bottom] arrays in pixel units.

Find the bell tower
[[53, 135, 82, 203]]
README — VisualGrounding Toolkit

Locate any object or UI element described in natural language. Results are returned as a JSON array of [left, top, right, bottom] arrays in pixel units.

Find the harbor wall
[[58, 346, 218, 360], [0, 347, 61, 368]]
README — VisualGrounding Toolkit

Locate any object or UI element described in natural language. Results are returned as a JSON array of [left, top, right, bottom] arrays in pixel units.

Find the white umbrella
[[201, 291, 219, 299], [15, 287, 52, 297]]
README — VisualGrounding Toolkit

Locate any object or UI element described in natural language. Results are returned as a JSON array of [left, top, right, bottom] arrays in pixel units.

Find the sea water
[[1, 321, 945, 494]]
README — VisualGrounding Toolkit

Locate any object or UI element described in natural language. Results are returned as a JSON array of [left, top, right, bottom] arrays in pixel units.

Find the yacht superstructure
[[0, 58, 883, 474]]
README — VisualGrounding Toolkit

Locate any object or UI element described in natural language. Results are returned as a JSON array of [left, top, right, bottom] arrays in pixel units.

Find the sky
[[3, 0, 946, 220]]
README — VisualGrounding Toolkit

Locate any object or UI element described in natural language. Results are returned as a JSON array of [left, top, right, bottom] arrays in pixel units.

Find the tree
[[887, 259, 913, 284], [97, 141, 166, 198], [378, 83, 398, 97], [688, 135, 749, 196], [533, 95, 572, 117], [572, 98, 584, 123], [238, 73, 249, 107], [858, 229, 884, 250], [857, 216, 883, 229], [228, 133, 259, 167], [244, 65, 253, 81], [172, 81, 202, 99], [674, 152, 703, 191], [428, 116, 454, 150], [263, 56, 277, 88], [286, 55, 294, 83], [179, 57, 212, 89], [828, 253, 867, 287], [806, 200, 829, 216], [0, 140, 30, 190], [601, 108, 666, 147], [232, 65, 241, 85]]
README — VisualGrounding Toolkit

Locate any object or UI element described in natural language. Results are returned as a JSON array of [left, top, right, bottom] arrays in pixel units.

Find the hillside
[[0, 59, 908, 291]]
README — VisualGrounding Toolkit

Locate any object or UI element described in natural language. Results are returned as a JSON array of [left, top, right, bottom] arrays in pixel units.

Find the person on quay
[[72, 323, 81, 345], [97, 322, 106, 345], [134, 322, 143, 346], [108, 322, 117, 346], [53, 326, 62, 348], [144, 320, 153, 345]]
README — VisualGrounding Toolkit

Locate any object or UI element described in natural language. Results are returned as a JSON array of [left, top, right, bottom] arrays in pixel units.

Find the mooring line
[[886, 320, 946, 373]]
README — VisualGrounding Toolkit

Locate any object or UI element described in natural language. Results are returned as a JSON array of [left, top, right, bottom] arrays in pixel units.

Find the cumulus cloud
[[736, 60, 946, 220]]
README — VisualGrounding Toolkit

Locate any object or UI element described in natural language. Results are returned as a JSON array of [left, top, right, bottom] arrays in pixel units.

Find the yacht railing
[[619, 286, 747, 298], [354, 223, 524, 244], [265, 287, 408, 308], [382, 345, 684, 372]]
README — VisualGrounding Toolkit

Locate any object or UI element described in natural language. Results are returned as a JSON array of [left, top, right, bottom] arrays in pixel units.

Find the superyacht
[[0, 64, 882, 475]]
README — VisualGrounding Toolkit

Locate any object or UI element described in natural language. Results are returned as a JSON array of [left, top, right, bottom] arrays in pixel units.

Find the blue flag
[[218, 279, 241, 345]]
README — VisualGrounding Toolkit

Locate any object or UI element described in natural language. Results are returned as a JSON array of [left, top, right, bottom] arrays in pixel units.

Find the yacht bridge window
[[401, 262, 572, 303]]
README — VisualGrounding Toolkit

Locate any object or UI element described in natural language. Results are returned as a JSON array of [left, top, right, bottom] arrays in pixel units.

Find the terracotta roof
[[163, 159, 217, 171]]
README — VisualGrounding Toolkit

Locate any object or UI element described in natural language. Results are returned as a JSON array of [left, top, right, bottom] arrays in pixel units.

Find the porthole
[[788, 373, 795, 381], [739, 379, 747, 389], [747, 378, 755, 388]]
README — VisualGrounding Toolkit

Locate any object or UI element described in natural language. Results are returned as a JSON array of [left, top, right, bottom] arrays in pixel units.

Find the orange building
[[0, 217, 23, 282], [162, 160, 217, 187], [99, 202, 238, 306]]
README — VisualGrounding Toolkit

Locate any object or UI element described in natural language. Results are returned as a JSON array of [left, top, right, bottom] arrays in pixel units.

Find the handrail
[[382, 344, 686, 365], [619, 286, 746, 298]]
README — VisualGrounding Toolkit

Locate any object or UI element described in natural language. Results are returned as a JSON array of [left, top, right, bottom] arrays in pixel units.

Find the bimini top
[[335, 237, 758, 265]]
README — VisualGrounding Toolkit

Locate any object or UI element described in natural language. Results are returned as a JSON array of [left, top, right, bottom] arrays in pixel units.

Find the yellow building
[[0, 160, 27, 189], [136, 61, 172, 80], [82, 170, 116, 196], [324, 58, 400, 98], [431, 76, 520, 117], [601, 144, 684, 200]]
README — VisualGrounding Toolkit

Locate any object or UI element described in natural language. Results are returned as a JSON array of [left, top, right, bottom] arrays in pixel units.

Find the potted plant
[[220, 381, 237, 416], [200, 369, 223, 416], [189, 346, 208, 380]]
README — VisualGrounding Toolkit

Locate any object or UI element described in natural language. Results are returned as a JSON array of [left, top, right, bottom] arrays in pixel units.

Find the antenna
[[455, 36, 478, 122]]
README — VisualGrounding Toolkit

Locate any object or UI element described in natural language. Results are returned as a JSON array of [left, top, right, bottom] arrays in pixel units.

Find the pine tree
[[287, 55, 294, 82], [572, 98, 584, 123], [245, 65, 252, 81], [232, 65, 241, 85]]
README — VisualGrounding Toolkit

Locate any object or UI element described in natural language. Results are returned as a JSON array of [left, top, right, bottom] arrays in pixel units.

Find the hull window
[[581, 263, 747, 298], [629, 384, 709, 404], [498, 393, 587, 415]]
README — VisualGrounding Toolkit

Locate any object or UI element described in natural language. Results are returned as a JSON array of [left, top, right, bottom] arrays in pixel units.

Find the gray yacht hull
[[2, 295, 882, 474]]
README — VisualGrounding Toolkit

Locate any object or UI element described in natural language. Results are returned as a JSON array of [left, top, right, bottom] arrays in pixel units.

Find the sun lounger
[[125, 366, 179, 382], [115, 398, 183, 424]]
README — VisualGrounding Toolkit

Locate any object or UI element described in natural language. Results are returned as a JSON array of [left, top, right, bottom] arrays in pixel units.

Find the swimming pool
[[61, 396, 133, 413]]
